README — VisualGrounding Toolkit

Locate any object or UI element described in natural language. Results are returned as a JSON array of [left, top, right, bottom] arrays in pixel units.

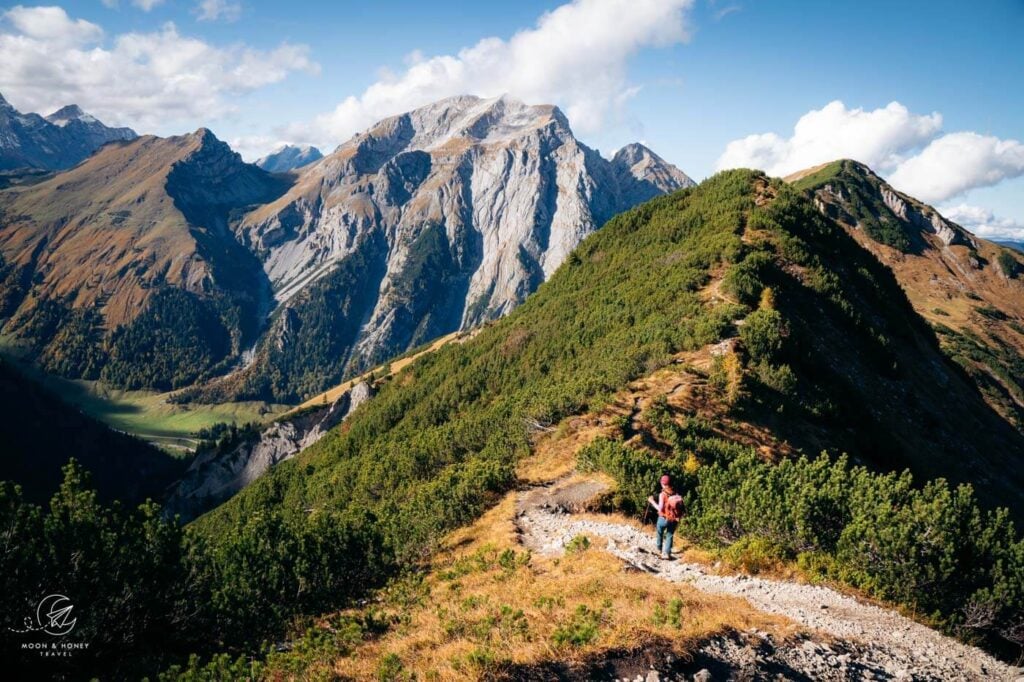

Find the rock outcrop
[[255, 144, 323, 172], [164, 381, 374, 521], [0, 92, 137, 171]]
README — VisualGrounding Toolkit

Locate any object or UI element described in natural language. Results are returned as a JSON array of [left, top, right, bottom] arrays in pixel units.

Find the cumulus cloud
[[4, 5, 103, 44], [132, 0, 165, 11], [289, 0, 694, 146], [715, 100, 1024, 205], [940, 204, 1024, 241], [196, 0, 242, 23], [0, 5, 318, 132], [888, 132, 1024, 204], [715, 100, 942, 177]]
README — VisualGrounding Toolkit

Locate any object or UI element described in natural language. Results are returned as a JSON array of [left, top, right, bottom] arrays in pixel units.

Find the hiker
[[648, 474, 683, 560]]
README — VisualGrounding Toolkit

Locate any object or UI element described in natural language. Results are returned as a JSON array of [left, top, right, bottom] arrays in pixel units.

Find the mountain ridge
[[788, 158, 1024, 430], [0, 128, 290, 390], [0, 92, 137, 171]]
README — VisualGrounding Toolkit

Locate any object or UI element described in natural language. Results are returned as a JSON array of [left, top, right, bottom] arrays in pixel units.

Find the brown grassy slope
[[0, 129, 287, 330]]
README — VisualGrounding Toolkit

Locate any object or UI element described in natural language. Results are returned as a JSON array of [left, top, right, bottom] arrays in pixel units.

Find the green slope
[[5, 170, 1022, 679], [198, 169, 1024, 542]]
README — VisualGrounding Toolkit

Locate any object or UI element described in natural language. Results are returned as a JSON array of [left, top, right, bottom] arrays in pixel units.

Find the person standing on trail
[[648, 474, 684, 560]]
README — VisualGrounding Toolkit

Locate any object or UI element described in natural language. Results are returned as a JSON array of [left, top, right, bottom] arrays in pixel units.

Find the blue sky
[[2, 0, 1023, 236]]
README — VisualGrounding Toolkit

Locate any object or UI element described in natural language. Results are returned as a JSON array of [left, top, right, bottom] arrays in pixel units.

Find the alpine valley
[[2, 94, 1024, 681]]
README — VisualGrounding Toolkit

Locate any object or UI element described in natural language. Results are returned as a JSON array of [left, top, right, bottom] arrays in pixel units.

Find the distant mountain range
[[0, 93, 136, 171], [0, 94, 693, 402], [996, 239, 1024, 253], [255, 144, 323, 172]]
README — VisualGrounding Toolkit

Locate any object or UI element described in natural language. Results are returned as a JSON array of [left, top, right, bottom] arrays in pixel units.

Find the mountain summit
[[789, 159, 1024, 429], [255, 144, 323, 172], [216, 95, 694, 401], [0, 92, 137, 171]]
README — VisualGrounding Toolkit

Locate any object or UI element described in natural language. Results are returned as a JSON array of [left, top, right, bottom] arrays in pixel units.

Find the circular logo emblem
[[36, 594, 76, 636]]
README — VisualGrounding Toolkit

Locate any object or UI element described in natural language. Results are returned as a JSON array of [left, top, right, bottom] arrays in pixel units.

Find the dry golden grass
[[330, 493, 793, 681]]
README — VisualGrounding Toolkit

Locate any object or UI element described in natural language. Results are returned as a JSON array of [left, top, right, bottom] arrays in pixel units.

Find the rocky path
[[515, 477, 1024, 682]]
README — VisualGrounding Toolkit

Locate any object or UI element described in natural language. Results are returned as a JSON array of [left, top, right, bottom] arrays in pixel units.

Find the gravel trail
[[515, 478, 1024, 682]]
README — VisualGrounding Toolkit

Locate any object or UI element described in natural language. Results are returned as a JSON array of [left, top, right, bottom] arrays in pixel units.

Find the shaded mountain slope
[[0, 129, 290, 390], [196, 95, 694, 403], [789, 159, 1024, 430], [0, 358, 183, 504]]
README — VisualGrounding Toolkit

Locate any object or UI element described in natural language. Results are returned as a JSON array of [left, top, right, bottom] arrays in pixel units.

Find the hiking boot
[[661, 553, 671, 560]]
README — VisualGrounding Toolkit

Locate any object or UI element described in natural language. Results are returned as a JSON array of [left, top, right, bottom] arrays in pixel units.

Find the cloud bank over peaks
[[287, 0, 695, 148], [0, 5, 318, 132]]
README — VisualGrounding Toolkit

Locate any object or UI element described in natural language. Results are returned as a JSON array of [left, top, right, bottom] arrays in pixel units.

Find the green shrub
[[998, 250, 1019, 278], [376, 653, 405, 682], [565, 534, 591, 554], [552, 605, 601, 647], [740, 308, 787, 363]]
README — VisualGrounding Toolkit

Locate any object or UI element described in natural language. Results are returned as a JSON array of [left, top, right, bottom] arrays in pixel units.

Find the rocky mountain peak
[[215, 94, 696, 402], [255, 144, 324, 172], [356, 94, 573, 158], [0, 94, 137, 171], [45, 104, 91, 126], [612, 142, 695, 192]]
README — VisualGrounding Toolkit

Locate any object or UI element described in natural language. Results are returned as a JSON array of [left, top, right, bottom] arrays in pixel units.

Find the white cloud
[[0, 6, 318, 132], [888, 132, 1024, 204], [132, 0, 165, 11], [290, 0, 694, 146], [196, 0, 242, 23], [715, 100, 942, 177], [4, 5, 103, 44], [716, 100, 1024, 206], [940, 204, 1024, 241]]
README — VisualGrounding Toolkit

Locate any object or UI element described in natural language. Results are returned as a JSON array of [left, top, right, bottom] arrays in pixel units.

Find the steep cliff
[[212, 95, 693, 402]]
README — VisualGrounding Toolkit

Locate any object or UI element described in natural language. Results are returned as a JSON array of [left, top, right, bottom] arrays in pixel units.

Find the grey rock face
[[0, 92, 137, 171], [255, 144, 324, 172], [163, 381, 374, 521], [237, 95, 693, 380]]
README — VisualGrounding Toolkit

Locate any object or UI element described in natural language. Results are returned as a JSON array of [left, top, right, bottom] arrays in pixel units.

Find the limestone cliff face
[[231, 96, 693, 396], [164, 381, 374, 521]]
